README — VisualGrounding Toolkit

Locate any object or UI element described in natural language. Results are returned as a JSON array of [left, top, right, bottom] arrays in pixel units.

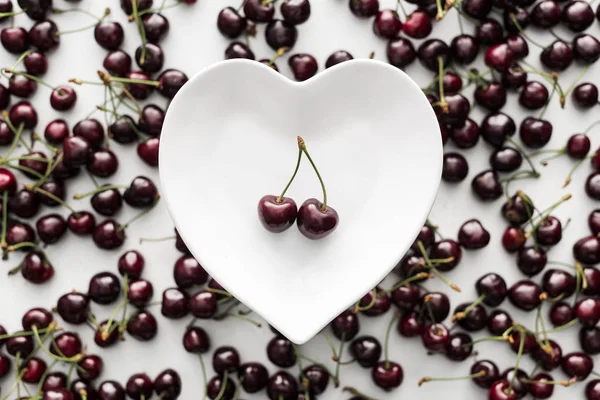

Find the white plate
[[159, 59, 442, 344]]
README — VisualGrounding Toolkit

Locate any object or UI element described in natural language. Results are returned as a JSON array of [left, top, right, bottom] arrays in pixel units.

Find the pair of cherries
[[258, 136, 339, 239]]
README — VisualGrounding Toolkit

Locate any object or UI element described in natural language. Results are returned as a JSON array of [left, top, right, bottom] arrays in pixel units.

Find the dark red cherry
[[267, 337, 296, 368], [390, 282, 420, 310], [542, 269, 575, 298], [6, 222, 36, 247], [421, 323, 449, 351], [540, 40, 573, 71], [6, 335, 34, 357], [475, 18, 504, 45], [462, 0, 491, 19], [471, 360, 499, 388], [297, 198, 338, 239], [73, 118, 104, 149], [183, 326, 210, 353], [458, 219, 490, 249], [481, 112, 516, 147], [488, 379, 517, 400], [531, 0, 561, 27], [450, 118, 479, 148], [587, 379, 600, 400], [142, 12, 169, 43], [123, 71, 154, 100], [258, 195, 298, 233], [574, 236, 600, 264], [126, 373, 154, 400], [154, 369, 181, 400], [454, 302, 488, 331], [28, 19, 59, 51], [50, 86, 77, 111], [93, 220, 125, 249], [97, 380, 125, 400], [22, 307, 53, 330], [94, 22, 124, 50], [224, 41, 255, 60], [1, 27, 30, 54], [531, 340, 562, 371], [349, 0, 379, 18], [134, 43, 164, 73], [535, 216, 562, 245], [288, 54, 318, 81], [36, 214, 67, 244], [562, 1, 594, 32], [589, 210, 600, 235], [57, 292, 89, 324], [490, 147, 522, 172], [549, 302, 574, 326], [576, 298, 600, 327], [128, 279, 153, 307], [326, 50, 354, 68], [580, 326, 600, 355], [88, 272, 120, 305], [137, 137, 159, 166], [9, 100, 38, 129], [587, 172, 600, 200], [417, 39, 449, 72], [157, 69, 187, 99], [9, 74, 37, 98], [562, 352, 593, 380], [572, 83, 598, 108], [243, 0, 275, 22], [239, 362, 269, 393], [502, 65, 528, 89], [280, 0, 311, 25], [485, 43, 513, 71], [371, 361, 403, 391], [517, 246, 547, 276], [397, 311, 424, 337], [566, 133, 591, 159], [500, 368, 528, 398], [509, 280, 542, 311], [519, 117, 552, 148], [402, 10, 431, 39], [442, 152, 469, 182], [123, 176, 158, 208], [476, 273, 508, 306], [450, 34, 479, 64], [472, 169, 503, 200], [429, 240, 461, 271], [358, 287, 391, 316], [474, 83, 506, 111], [331, 310, 359, 341], [386, 38, 416, 68], [519, 81, 549, 110], [503, 7, 529, 34], [43, 388, 74, 400], [120, 0, 153, 14], [103, 50, 132, 77], [487, 310, 513, 335], [573, 34, 600, 63], [44, 119, 69, 144], [21, 251, 54, 283], [77, 355, 103, 381], [42, 372, 67, 391], [373, 9, 402, 38], [267, 371, 297, 400], [265, 19, 298, 51], [217, 7, 247, 38], [19, 150, 47, 179], [87, 149, 118, 178], [91, 187, 123, 216], [161, 288, 188, 319], [9, 189, 40, 218], [350, 336, 381, 368], [445, 332, 473, 361], [440, 94, 470, 128], [127, 311, 157, 341]]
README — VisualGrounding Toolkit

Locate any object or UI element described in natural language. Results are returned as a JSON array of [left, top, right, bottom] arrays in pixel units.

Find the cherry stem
[[4, 69, 56, 91], [205, 288, 232, 297], [354, 288, 377, 313], [521, 377, 576, 386], [277, 148, 302, 203], [435, 0, 444, 20], [56, 8, 111, 35], [583, 120, 600, 135], [130, 0, 148, 64], [268, 47, 288, 66], [395, 0, 408, 19], [103, 275, 128, 340], [508, 330, 526, 393], [2, 360, 27, 400], [342, 387, 378, 400], [117, 197, 161, 232], [32, 325, 82, 363], [213, 371, 229, 400], [563, 65, 589, 102], [527, 194, 571, 241], [73, 185, 128, 199], [417, 241, 461, 292], [385, 272, 433, 294], [0, 191, 8, 251], [509, 14, 545, 49], [0, 327, 56, 341], [332, 332, 345, 388], [198, 354, 208, 400], [383, 312, 399, 368], [538, 82, 556, 120], [563, 159, 585, 187], [139, 235, 176, 244], [139, 0, 181, 16], [437, 57, 448, 113], [10, 50, 32, 71], [418, 370, 486, 386], [28, 186, 78, 214], [298, 136, 329, 211], [451, 294, 486, 323], [99, 72, 160, 88]]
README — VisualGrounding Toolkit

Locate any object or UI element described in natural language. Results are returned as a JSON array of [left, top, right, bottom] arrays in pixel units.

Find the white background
[[1, 0, 600, 399]]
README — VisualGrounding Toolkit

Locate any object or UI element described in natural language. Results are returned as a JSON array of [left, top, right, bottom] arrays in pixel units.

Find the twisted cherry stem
[[276, 148, 302, 203], [298, 136, 329, 211]]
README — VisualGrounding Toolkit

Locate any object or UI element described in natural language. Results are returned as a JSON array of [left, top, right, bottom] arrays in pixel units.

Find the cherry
[[331, 310, 360, 340], [397, 311, 424, 337], [476, 273, 508, 306], [44, 120, 69, 144], [462, 0, 492, 19], [509, 331, 537, 352], [298, 364, 328, 395], [442, 152, 469, 182], [549, 302, 575, 326], [51, 332, 82, 357], [108, 115, 137, 144], [349, 0, 379, 17], [519, 117, 552, 148], [454, 302, 488, 331], [28, 20, 59, 51], [91, 187, 123, 216], [42, 372, 67, 391], [18, 0, 52, 20], [588, 172, 600, 200], [372, 9, 401, 38], [86, 149, 118, 178], [93, 220, 126, 249], [225, 41, 255, 59], [138, 137, 159, 166], [502, 194, 534, 225], [207, 375, 235, 400], [161, 288, 188, 319], [509, 280, 542, 311], [22, 356, 48, 383], [451, 118, 479, 148], [6, 335, 34, 357], [402, 10, 431, 39], [52, 158, 80, 181], [57, 292, 89, 324], [562, 352, 593, 380], [540, 40, 573, 70], [288, 54, 318, 81], [450, 34, 479, 64], [153, 369, 182, 400], [542, 269, 575, 299], [103, 50, 132, 77], [481, 112, 516, 147], [0, 118, 12, 144], [142, 13, 169, 43], [573, 34, 600, 63], [574, 236, 600, 264], [490, 147, 522, 172], [0, 168, 17, 196], [1, 27, 30, 54], [390, 283, 420, 310], [128, 279, 153, 307], [127, 310, 158, 340], [0, 354, 10, 378], [243, 0, 275, 22], [123, 176, 158, 208], [94, 22, 124, 50], [576, 298, 600, 326], [475, 18, 504, 45], [371, 361, 403, 391], [267, 337, 296, 368], [22, 51, 47, 75], [505, 35, 529, 59], [487, 309, 513, 335], [443, 332, 473, 361], [126, 373, 154, 400], [326, 50, 354, 68], [590, 211, 600, 235], [472, 169, 503, 200], [182, 326, 210, 353], [587, 380, 600, 400], [421, 323, 449, 351], [519, 81, 549, 110], [485, 43, 513, 71], [502, 65, 528, 89], [9, 74, 37, 98], [567, 133, 591, 158], [458, 219, 490, 249], [411, 225, 436, 251], [267, 371, 297, 400], [0, 0, 12, 22], [9, 189, 40, 218], [358, 287, 391, 316], [22, 307, 53, 329], [88, 272, 121, 305], [397, 252, 427, 278], [531, 0, 561, 27], [562, 0, 594, 32], [43, 388, 74, 400], [475, 83, 507, 111], [73, 118, 104, 149], [217, 7, 247, 38], [50, 86, 77, 111], [37, 180, 65, 207], [440, 94, 471, 127], [386, 38, 416, 68], [580, 327, 600, 355], [258, 195, 298, 233], [471, 360, 500, 388], [238, 362, 269, 393], [19, 150, 47, 179], [157, 69, 188, 99], [97, 380, 126, 400], [134, 43, 164, 73], [573, 83, 599, 108], [350, 336, 381, 368], [36, 214, 67, 244], [265, 19, 298, 52], [501, 368, 528, 398], [517, 246, 547, 276], [532, 340, 562, 371], [430, 240, 462, 271], [6, 222, 36, 247], [77, 354, 103, 381], [417, 39, 449, 72], [488, 379, 517, 400], [20, 251, 53, 283]]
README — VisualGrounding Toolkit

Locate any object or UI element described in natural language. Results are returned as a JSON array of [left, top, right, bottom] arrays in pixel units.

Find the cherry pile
[[2, 0, 600, 399]]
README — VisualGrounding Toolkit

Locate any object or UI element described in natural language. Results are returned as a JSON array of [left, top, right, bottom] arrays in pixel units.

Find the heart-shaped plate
[[159, 59, 442, 344]]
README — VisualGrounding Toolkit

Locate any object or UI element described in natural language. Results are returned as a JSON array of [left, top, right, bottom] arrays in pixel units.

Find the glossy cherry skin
[[94, 22, 124, 50], [358, 287, 391, 316], [519, 82, 549, 110], [44, 119, 69, 144], [0, 167, 17, 195], [161, 288, 189, 319], [574, 236, 600, 264], [588, 172, 600, 200], [454, 303, 488, 331], [326, 50, 354, 68], [587, 380, 600, 400], [77, 354, 103, 381], [540, 40, 573, 70], [265, 19, 297, 51], [566, 134, 591, 159], [488, 379, 517, 400], [137, 137, 160, 167], [471, 360, 500, 388], [440, 94, 471, 128], [573, 34, 600, 63], [442, 152, 469, 182], [386, 38, 416, 68], [127, 311, 158, 341], [225, 41, 255, 60], [142, 12, 169, 43], [173, 255, 208, 288], [267, 337, 296, 368], [573, 83, 598, 108], [549, 302, 575, 326], [458, 219, 490, 249], [371, 361, 403, 391], [126, 373, 154, 400], [474, 83, 506, 111], [590, 211, 600, 235], [157, 69, 188, 99], [581, 327, 600, 355], [7, 222, 36, 247], [349, 0, 379, 17], [490, 147, 522, 172], [576, 298, 600, 326], [56, 292, 90, 324], [22, 307, 53, 330], [258, 195, 298, 233], [238, 362, 269, 393], [562, 352, 593, 380], [432, 240, 463, 271], [462, 0, 492, 19], [531, 340, 562, 371], [519, 117, 552, 148], [154, 369, 182, 400], [331, 310, 360, 340], [476, 273, 507, 306], [9, 74, 37, 98], [123, 176, 158, 208], [183, 326, 210, 353], [43, 388, 74, 400], [123, 71, 154, 100], [451, 118, 479, 148], [288, 54, 318, 81], [481, 112, 516, 147], [1, 27, 30, 54], [73, 118, 104, 149], [517, 246, 547, 276], [485, 43, 513, 71], [531, 0, 561, 27], [450, 34, 479, 64], [373, 9, 402, 38], [93, 220, 125, 250], [487, 310, 513, 335], [297, 198, 338, 239], [135, 43, 164, 73], [128, 279, 153, 307], [509, 280, 542, 311], [6, 335, 34, 357], [421, 323, 449, 351], [562, 1, 594, 32], [397, 311, 424, 337], [36, 214, 67, 244], [501, 369, 528, 398], [9, 189, 40, 218], [117, 250, 144, 279], [476, 18, 504, 45], [217, 7, 247, 38], [88, 272, 120, 305], [42, 372, 67, 391], [91, 188, 123, 216], [350, 336, 381, 368], [103, 50, 132, 77], [417, 39, 449, 71], [391, 283, 421, 310], [502, 65, 528, 89], [472, 170, 503, 200], [402, 10, 431, 39], [267, 371, 297, 400], [244, 0, 275, 22], [0, 354, 10, 378], [542, 269, 575, 298]]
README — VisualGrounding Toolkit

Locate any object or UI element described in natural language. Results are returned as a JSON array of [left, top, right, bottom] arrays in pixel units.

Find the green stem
[[5, 70, 55, 90], [199, 354, 208, 400], [73, 185, 128, 199], [277, 148, 302, 202], [506, 137, 539, 176], [117, 198, 160, 232], [214, 371, 229, 400], [508, 331, 526, 393], [1, 191, 8, 249], [383, 313, 399, 368], [298, 137, 328, 211]]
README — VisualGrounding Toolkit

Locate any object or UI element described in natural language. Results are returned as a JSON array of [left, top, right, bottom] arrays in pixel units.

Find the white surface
[[159, 59, 442, 344], [0, 0, 599, 399]]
